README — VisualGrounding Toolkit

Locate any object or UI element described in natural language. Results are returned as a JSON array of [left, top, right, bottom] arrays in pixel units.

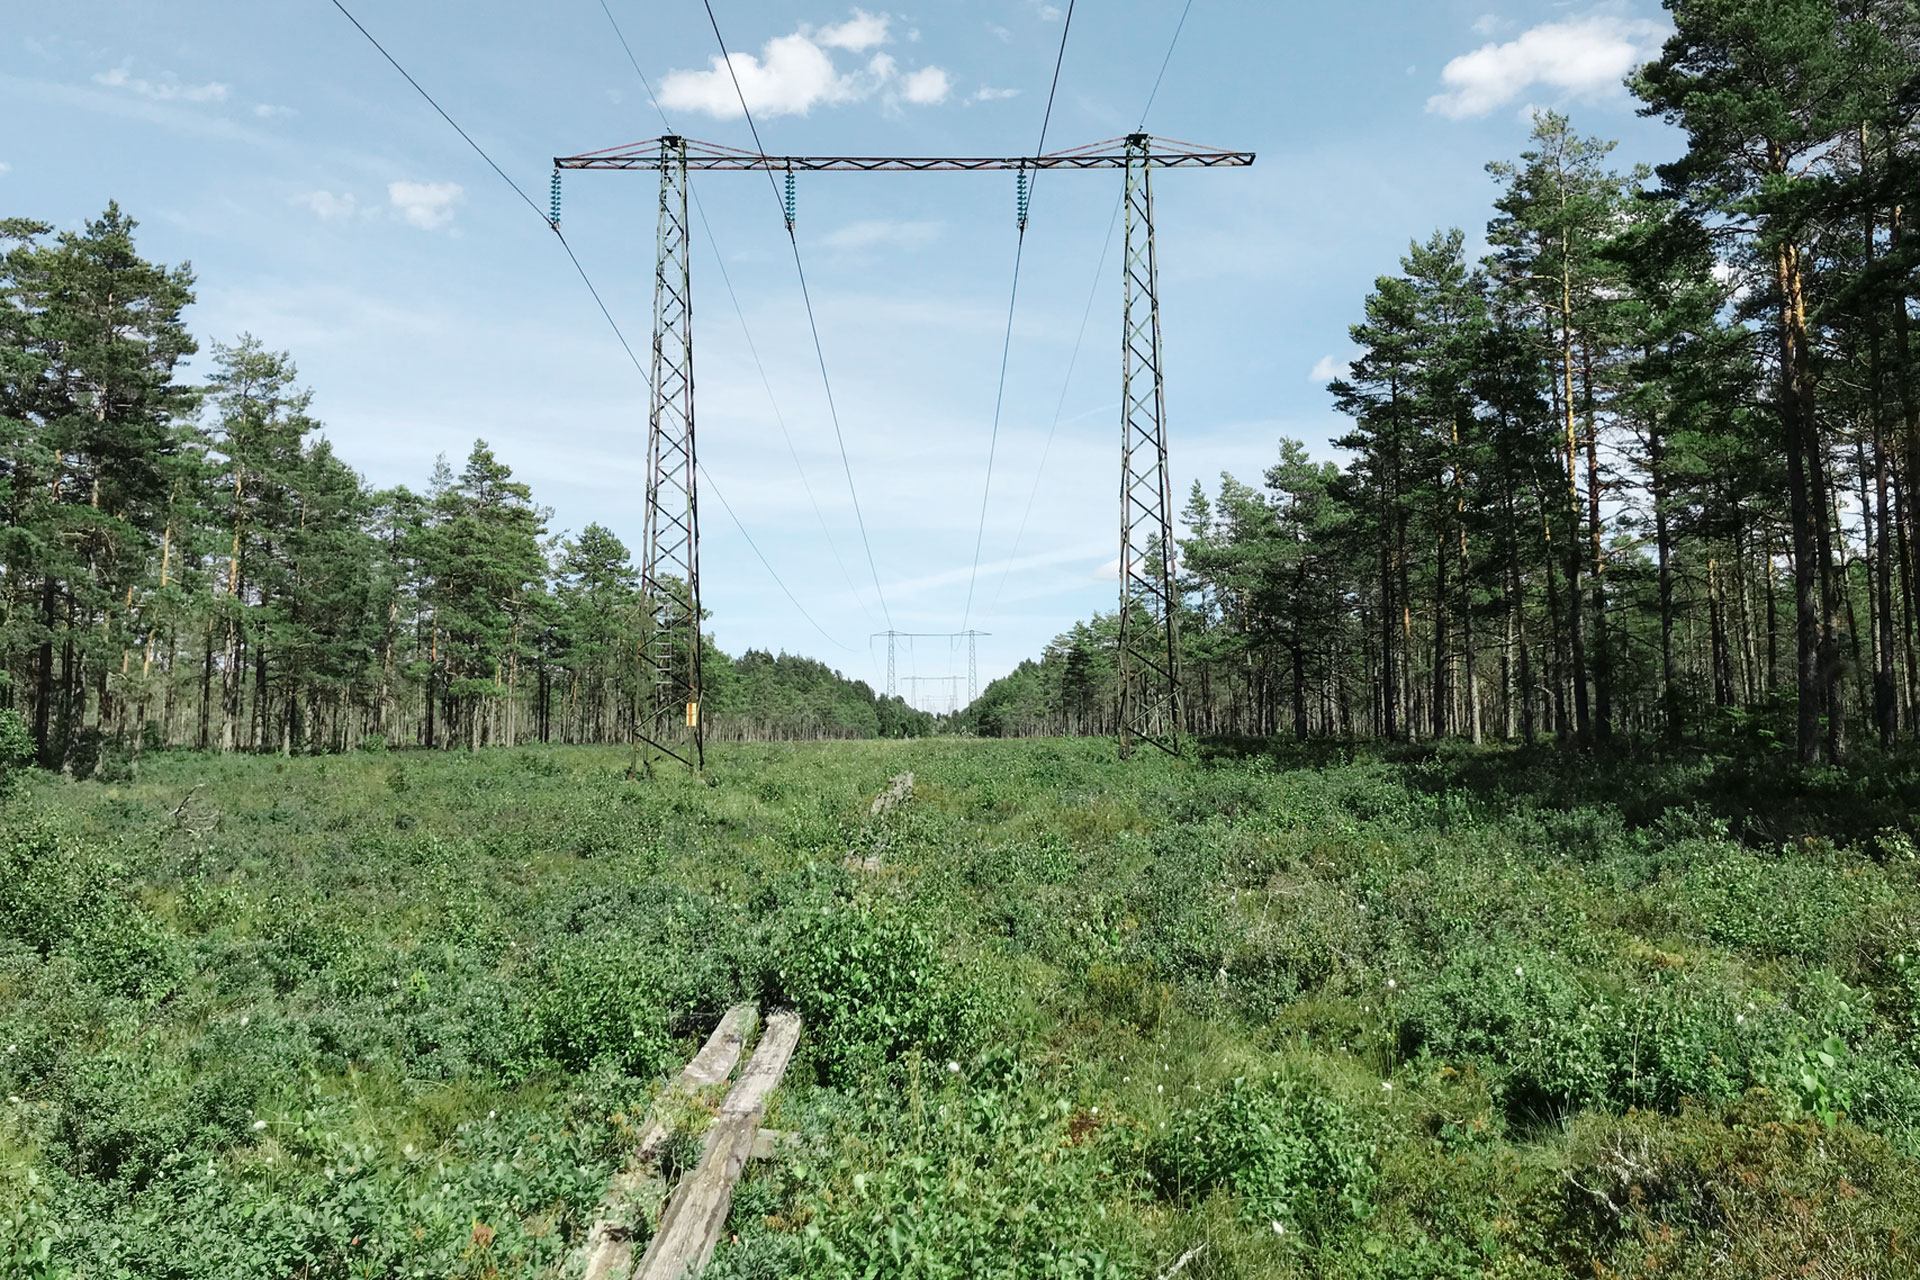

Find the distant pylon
[[902, 674, 964, 714], [639, 136, 703, 772], [961, 630, 987, 704], [1116, 133, 1181, 760], [875, 631, 989, 704]]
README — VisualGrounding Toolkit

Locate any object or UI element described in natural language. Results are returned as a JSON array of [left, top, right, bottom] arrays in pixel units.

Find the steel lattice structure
[[1116, 135, 1181, 758], [556, 133, 1251, 765], [638, 137, 704, 772], [871, 631, 991, 703], [555, 135, 1253, 173]]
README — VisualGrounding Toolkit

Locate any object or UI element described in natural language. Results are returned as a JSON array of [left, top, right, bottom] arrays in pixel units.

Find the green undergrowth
[[3, 728, 1919, 1277]]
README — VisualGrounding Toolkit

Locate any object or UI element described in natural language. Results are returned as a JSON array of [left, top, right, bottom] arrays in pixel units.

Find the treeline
[[0, 207, 929, 768], [972, 3, 1920, 760]]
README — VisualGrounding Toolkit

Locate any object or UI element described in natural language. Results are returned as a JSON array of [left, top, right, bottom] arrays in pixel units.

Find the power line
[[596, 0, 872, 620], [1139, 0, 1197, 128], [699, 0, 896, 632], [324, 0, 853, 651], [960, 0, 1077, 634], [325, 0, 645, 378], [989, 0, 1199, 619], [698, 462, 858, 651], [991, 189, 1123, 616]]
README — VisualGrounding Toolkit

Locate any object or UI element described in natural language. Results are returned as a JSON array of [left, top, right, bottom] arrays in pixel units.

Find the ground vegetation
[[2, 732, 1917, 1278]]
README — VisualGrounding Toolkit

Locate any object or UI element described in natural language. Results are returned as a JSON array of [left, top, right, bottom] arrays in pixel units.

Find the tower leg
[[640, 136, 704, 772], [1117, 134, 1182, 759]]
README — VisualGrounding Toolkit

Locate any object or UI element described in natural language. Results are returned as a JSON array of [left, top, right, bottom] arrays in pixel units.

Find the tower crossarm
[[555, 134, 1254, 173]]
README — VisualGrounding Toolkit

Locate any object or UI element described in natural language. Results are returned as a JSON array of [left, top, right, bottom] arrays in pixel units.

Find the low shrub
[[1683, 846, 1887, 962], [1397, 951, 1757, 1122], [1559, 1100, 1920, 1277], [710, 1057, 1136, 1280], [518, 943, 676, 1078], [774, 895, 981, 1085], [1147, 1074, 1376, 1233]]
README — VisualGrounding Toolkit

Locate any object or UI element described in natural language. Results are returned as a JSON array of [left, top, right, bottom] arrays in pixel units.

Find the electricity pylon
[[638, 136, 702, 772], [872, 630, 991, 703], [555, 135, 1252, 763], [901, 675, 966, 715], [1116, 134, 1180, 759], [963, 629, 984, 705]]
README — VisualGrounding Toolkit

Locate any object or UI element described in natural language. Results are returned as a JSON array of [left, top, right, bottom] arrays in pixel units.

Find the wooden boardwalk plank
[[576, 1004, 759, 1280], [634, 1010, 803, 1280]]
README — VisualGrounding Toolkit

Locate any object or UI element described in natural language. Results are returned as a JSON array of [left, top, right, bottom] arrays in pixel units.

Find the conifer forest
[[976, 24, 1920, 757], [0, 209, 928, 761], [9, 3, 1920, 1280]]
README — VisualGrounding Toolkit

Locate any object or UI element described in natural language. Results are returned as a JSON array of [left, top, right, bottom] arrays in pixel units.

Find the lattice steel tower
[[639, 137, 704, 771], [555, 133, 1251, 766], [872, 630, 991, 703], [1117, 134, 1181, 758]]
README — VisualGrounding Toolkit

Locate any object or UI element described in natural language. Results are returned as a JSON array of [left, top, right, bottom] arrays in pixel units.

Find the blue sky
[[4, 0, 1684, 706]]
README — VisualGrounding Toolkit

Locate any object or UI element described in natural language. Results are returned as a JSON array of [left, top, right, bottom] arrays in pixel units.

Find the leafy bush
[[518, 942, 676, 1078], [0, 708, 34, 795], [1397, 951, 1755, 1121], [711, 1057, 1135, 1280], [1125, 825, 1233, 988], [0, 1172, 64, 1280], [774, 895, 981, 1084], [0, 813, 180, 1002], [1683, 846, 1885, 961], [1147, 1074, 1376, 1232]]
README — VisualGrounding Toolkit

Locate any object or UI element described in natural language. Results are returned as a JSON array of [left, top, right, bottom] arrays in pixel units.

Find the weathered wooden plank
[[634, 1010, 803, 1280], [748, 1128, 799, 1160], [576, 1004, 758, 1280], [869, 770, 914, 816], [631, 1005, 758, 1163]]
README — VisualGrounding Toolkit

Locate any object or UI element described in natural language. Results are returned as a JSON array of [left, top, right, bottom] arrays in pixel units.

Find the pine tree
[[0, 206, 197, 766], [1635, 0, 1867, 761]]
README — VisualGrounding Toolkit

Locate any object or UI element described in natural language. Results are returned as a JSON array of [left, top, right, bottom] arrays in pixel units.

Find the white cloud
[[971, 86, 1021, 103], [94, 64, 230, 103], [1310, 354, 1354, 384], [1471, 13, 1505, 37], [900, 66, 950, 105], [294, 190, 358, 220], [1036, 4, 1064, 20], [657, 11, 949, 118], [388, 181, 463, 230], [821, 219, 941, 251], [1427, 12, 1667, 119], [815, 9, 891, 51], [0, 162, 11, 177], [1711, 259, 1752, 303], [253, 103, 296, 119]]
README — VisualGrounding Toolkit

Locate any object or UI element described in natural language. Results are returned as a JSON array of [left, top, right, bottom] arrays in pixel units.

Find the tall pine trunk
[[1774, 230, 1824, 764]]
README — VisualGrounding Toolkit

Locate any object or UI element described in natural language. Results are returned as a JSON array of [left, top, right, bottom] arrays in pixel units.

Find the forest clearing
[[4, 735, 1919, 1278], [14, 0, 1920, 1274]]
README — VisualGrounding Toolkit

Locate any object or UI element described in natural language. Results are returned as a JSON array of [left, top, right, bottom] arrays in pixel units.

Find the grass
[[2, 735, 1919, 1278]]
